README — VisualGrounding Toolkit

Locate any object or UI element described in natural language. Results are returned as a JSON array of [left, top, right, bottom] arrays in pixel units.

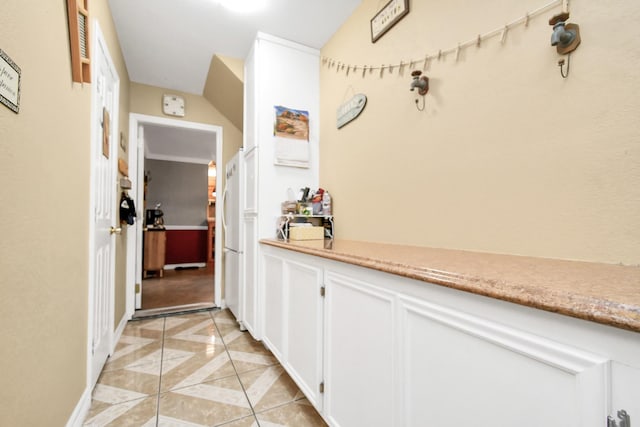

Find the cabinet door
[[262, 253, 285, 360], [611, 362, 640, 424], [242, 215, 259, 339], [286, 260, 324, 412], [324, 271, 395, 427], [398, 295, 609, 427]]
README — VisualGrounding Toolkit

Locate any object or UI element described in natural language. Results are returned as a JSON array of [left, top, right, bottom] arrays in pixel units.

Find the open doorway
[[138, 159, 217, 310], [125, 114, 223, 318]]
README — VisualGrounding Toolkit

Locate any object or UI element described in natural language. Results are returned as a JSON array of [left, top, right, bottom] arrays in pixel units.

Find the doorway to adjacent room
[[126, 114, 223, 318]]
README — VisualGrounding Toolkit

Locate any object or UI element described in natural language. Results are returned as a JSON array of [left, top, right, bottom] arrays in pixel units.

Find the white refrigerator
[[223, 150, 243, 323]]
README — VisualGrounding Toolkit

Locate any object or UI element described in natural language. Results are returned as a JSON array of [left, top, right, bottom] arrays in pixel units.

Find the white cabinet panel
[[324, 271, 395, 427], [399, 296, 609, 427], [242, 216, 259, 338], [287, 260, 324, 411], [262, 253, 284, 360], [225, 249, 241, 321], [611, 362, 640, 424], [243, 147, 257, 214], [243, 44, 256, 152]]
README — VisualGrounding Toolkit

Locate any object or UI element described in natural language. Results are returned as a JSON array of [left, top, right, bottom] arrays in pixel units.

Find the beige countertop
[[260, 239, 640, 333]]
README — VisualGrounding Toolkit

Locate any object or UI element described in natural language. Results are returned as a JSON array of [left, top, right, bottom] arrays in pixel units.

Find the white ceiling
[[110, 0, 361, 163], [109, 0, 362, 95]]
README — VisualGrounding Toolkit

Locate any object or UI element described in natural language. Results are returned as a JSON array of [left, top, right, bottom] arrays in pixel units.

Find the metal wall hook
[[558, 53, 571, 78]]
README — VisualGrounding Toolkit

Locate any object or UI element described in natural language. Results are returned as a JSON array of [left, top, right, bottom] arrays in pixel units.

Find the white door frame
[[126, 114, 223, 317], [87, 21, 118, 389]]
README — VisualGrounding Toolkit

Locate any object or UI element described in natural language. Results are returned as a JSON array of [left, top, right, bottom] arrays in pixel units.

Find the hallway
[[84, 309, 326, 426]]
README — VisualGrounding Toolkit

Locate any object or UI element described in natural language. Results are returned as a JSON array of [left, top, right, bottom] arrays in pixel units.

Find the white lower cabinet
[[260, 245, 640, 427], [286, 260, 324, 410], [397, 296, 608, 427], [262, 250, 324, 412], [323, 271, 396, 427]]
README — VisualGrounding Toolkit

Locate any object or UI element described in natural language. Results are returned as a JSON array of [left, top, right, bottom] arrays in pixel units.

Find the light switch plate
[[162, 94, 185, 117]]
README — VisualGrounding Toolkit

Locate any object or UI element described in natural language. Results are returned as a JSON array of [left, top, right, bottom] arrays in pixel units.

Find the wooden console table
[[143, 229, 166, 278]]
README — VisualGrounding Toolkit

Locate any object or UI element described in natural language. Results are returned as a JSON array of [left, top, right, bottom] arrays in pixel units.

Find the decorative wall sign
[[337, 94, 367, 129], [371, 0, 410, 43], [0, 48, 21, 113]]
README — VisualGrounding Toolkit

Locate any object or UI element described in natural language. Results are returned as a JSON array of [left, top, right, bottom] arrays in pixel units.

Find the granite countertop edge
[[260, 239, 640, 334]]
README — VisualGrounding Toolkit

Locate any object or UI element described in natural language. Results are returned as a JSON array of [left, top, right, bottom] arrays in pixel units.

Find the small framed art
[[0, 48, 21, 113], [370, 0, 410, 43]]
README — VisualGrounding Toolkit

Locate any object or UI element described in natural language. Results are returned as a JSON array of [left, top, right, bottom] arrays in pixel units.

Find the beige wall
[[0, 1, 129, 425], [203, 55, 244, 130], [130, 82, 243, 192], [320, 0, 640, 265]]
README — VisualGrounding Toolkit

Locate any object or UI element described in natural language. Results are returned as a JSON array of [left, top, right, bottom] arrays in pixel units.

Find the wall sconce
[[410, 70, 429, 111], [549, 12, 580, 78]]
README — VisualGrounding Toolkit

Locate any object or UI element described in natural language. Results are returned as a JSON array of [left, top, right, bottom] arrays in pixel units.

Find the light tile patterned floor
[[84, 309, 327, 427]]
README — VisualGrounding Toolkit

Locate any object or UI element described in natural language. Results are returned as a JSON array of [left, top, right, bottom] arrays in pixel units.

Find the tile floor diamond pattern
[[84, 309, 327, 427]]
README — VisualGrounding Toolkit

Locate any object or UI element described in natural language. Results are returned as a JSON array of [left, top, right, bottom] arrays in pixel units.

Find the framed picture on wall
[[0, 48, 21, 113], [370, 0, 410, 43]]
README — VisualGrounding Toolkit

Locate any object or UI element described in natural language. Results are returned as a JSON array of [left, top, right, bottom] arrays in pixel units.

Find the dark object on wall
[[120, 192, 137, 225]]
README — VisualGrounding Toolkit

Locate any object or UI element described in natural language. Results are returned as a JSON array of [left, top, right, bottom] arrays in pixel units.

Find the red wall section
[[165, 229, 208, 264]]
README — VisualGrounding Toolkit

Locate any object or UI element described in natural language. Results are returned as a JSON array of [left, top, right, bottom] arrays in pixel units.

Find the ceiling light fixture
[[217, 0, 267, 14]]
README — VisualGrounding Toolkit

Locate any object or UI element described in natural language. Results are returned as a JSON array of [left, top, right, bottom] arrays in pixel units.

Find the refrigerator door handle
[[221, 184, 229, 233]]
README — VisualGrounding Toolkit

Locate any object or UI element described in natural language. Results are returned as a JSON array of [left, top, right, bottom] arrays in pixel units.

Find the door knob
[[110, 226, 122, 235]]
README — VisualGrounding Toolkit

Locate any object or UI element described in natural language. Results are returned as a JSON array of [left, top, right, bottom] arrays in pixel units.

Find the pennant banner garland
[[322, 0, 565, 77]]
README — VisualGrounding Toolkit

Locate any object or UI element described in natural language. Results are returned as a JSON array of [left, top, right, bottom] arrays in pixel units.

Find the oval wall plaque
[[336, 94, 367, 129]]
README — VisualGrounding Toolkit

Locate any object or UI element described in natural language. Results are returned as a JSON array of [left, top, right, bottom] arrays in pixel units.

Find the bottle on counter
[[322, 191, 332, 215]]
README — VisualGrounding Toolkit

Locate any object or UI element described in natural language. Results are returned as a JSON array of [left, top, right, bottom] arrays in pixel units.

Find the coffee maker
[[145, 203, 165, 229]]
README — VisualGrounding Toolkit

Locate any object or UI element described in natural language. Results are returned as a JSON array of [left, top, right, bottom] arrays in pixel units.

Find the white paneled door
[[89, 23, 119, 389]]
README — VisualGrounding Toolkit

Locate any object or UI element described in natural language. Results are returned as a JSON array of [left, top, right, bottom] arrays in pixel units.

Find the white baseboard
[[164, 262, 207, 270], [66, 386, 92, 427], [113, 312, 128, 353]]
